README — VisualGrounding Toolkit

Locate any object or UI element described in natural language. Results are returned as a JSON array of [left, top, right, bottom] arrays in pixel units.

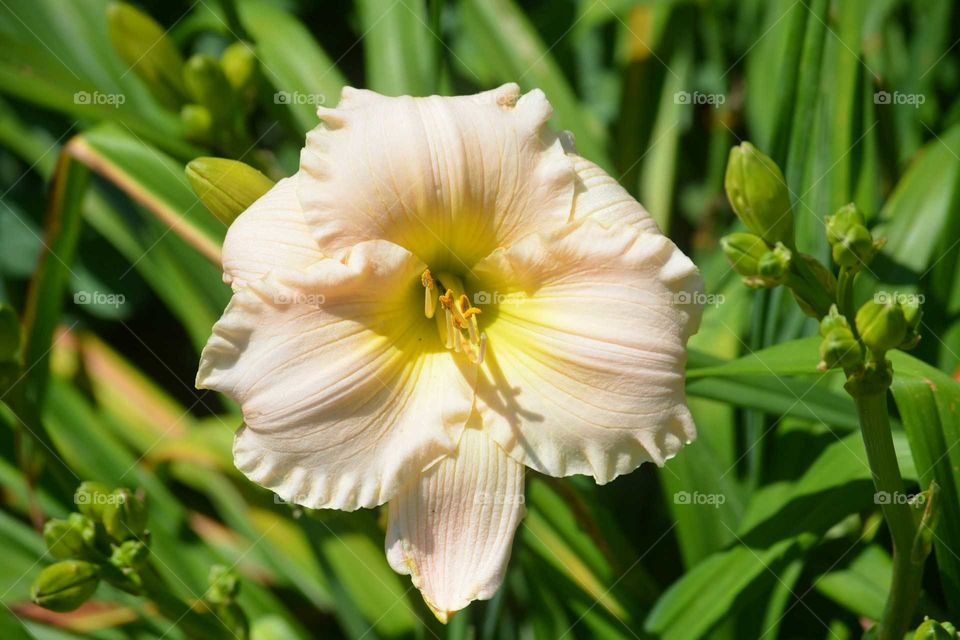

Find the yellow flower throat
[[421, 269, 486, 364]]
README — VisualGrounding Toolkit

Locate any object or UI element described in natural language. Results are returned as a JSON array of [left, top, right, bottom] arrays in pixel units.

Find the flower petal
[[221, 174, 323, 290], [470, 220, 703, 483], [197, 240, 476, 510], [297, 84, 574, 269], [386, 426, 525, 622], [569, 155, 660, 232]]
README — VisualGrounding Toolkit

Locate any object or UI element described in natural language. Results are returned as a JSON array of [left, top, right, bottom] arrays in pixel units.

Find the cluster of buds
[[722, 142, 924, 377], [817, 306, 863, 372], [826, 204, 884, 271], [721, 143, 834, 317], [31, 482, 148, 612], [108, 3, 258, 155]]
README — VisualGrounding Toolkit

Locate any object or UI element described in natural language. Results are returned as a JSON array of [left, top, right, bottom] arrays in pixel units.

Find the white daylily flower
[[197, 83, 703, 622]]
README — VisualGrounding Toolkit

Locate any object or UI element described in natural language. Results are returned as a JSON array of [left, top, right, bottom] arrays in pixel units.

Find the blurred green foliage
[[1, 0, 959, 638]]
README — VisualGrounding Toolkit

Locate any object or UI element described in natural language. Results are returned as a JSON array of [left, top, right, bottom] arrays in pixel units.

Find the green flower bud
[[914, 618, 957, 640], [102, 489, 147, 542], [181, 104, 213, 143], [75, 481, 111, 521], [721, 232, 767, 276], [757, 243, 791, 285], [207, 565, 241, 605], [818, 327, 863, 372], [107, 3, 186, 108], [826, 203, 866, 245], [44, 513, 96, 560], [110, 539, 149, 569], [819, 305, 850, 337], [831, 224, 877, 268], [186, 157, 275, 224], [183, 54, 241, 136], [31, 560, 100, 612], [856, 299, 907, 355], [221, 41, 258, 105], [724, 142, 794, 245]]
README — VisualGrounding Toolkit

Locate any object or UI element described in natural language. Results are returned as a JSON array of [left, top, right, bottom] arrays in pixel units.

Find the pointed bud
[[102, 489, 147, 542], [724, 142, 794, 245], [826, 203, 866, 244], [207, 565, 241, 605], [913, 618, 956, 640], [107, 3, 186, 108], [31, 560, 100, 612], [186, 157, 275, 224], [757, 243, 792, 285], [831, 224, 877, 269], [721, 232, 767, 277], [819, 305, 850, 337], [110, 539, 149, 570], [181, 104, 213, 143], [183, 54, 242, 141], [221, 42, 258, 106], [818, 327, 863, 372], [856, 299, 907, 355], [74, 481, 111, 521], [44, 513, 96, 560]]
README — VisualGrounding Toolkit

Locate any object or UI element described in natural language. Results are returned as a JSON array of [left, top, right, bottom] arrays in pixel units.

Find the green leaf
[[0, 0, 195, 157], [70, 125, 225, 263], [358, 0, 437, 96], [876, 125, 960, 272], [457, 0, 610, 169], [889, 350, 960, 614], [237, 0, 346, 136], [815, 545, 891, 621]]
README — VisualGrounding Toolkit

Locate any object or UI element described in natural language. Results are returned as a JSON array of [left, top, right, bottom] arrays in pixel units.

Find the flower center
[[422, 269, 486, 364]]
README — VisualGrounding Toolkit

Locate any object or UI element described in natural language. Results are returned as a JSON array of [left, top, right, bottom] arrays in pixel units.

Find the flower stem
[[849, 374, 921, 639]]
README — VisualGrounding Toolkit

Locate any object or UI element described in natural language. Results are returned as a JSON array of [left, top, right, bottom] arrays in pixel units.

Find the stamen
[[444, 307, 455, 349], [422, 269, 437, 318], [427, 271, 487, 365]]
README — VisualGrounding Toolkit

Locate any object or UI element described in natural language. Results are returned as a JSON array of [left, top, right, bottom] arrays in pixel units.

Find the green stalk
[[849, 373, 922, 639], [140, 563, 233, 640]]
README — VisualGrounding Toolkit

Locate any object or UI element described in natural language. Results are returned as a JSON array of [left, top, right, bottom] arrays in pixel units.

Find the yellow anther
[[424, 271, 487, 365]]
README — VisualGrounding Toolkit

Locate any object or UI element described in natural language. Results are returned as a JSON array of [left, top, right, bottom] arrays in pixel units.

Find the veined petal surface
[[221, 174, 323, 290], [470, 220, 703, 483], [386, 426, 525, 622], [198, 240, 476, 510], [297, 84, 575, 270]]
